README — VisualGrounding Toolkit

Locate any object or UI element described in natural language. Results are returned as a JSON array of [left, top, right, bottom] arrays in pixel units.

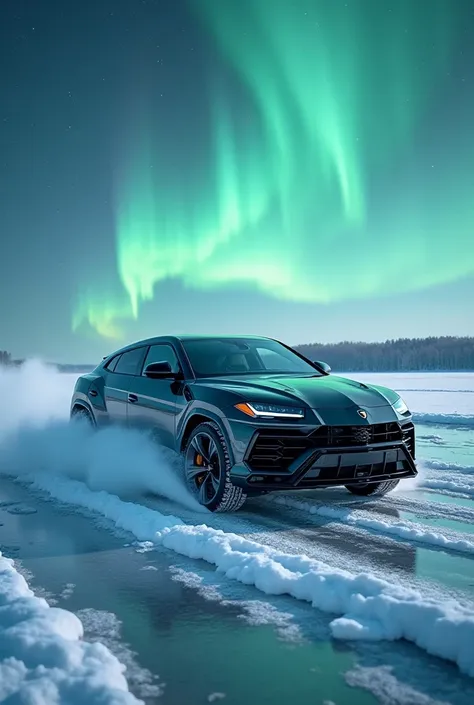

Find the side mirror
[[313, 360, 331, 374], [144, 361, 176, 379]]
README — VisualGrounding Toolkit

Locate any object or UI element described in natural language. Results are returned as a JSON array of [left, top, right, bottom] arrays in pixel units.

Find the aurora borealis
[[2, 0, 474, 361], [71, 0, 473, 340]]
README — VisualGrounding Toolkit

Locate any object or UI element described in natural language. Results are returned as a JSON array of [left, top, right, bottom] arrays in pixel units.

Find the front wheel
[[345, 479, 400, 497], [184, 422, 247, 512]]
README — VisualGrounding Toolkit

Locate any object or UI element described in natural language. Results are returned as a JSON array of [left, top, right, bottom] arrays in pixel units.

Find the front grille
[[311, 422, 403, 447], [247, 422, 408, 472], [246, 433, 308, 471]]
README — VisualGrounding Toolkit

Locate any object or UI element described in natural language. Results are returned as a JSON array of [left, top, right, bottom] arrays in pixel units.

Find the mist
[[0, 361, 204, 511]]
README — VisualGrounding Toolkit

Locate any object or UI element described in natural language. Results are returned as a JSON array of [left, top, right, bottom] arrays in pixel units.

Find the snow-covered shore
[[0, 552, 142, 704]]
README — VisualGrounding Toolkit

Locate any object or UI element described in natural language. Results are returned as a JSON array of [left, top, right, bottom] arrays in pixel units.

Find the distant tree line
[[0, 350, 12, 366], [2, 337, 474, 372], [0, 353, 93, 371], [295, 336, 474, 372]]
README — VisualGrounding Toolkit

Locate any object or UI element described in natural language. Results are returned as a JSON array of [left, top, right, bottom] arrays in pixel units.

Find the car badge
[[357, 409, 367, 419]]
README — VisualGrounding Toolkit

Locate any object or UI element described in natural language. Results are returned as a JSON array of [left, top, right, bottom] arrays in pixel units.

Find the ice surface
[[344, 372, 474, 420], [0, 552, 142, 704], [345, 665, 450, 705], [7, 471, 474, 678]]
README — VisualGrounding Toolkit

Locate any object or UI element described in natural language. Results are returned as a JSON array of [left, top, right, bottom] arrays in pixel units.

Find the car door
[[127, 343, 186, 449], [104, 347, 147, 425]]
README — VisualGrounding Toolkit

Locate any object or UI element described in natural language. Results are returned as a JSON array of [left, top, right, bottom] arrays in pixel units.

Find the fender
[[70, 398, 95, 419], [178, 404, 236, 466]]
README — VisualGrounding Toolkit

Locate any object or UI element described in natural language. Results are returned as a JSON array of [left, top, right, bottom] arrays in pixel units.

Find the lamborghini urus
[[70, 335, 417, 511]]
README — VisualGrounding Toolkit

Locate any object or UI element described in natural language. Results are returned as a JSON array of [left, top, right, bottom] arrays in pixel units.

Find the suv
[[70, 335, 416, 511]]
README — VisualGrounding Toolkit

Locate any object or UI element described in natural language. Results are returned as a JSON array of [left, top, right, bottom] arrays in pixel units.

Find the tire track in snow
[[420, 479, 474, 499], [413, 457, 474, 499], [364, 493, 474, 525], [422, 459, 474, 476], [265, 494, 474, 556]]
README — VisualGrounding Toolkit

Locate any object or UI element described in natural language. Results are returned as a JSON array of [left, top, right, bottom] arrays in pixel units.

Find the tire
[[184, 421, 247, 512], [71, 406, 95, 427], [345, 479, 400, 497]]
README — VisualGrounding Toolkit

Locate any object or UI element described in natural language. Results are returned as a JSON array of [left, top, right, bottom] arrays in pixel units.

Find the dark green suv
[[70, 335, 416, 512]]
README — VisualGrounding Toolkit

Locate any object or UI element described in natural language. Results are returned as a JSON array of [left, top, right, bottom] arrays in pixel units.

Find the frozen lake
[[1, 366, 474, 705]]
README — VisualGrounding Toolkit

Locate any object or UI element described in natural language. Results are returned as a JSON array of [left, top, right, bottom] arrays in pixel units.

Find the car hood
[[195, 374, 398, 410]]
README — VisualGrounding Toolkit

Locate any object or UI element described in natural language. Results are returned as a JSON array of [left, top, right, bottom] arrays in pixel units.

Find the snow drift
[[0, 552, 141, 704]]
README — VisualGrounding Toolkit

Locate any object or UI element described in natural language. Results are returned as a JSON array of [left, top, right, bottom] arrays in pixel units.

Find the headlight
[[235, 402, 305, 419], [393, 397, 409, 415]]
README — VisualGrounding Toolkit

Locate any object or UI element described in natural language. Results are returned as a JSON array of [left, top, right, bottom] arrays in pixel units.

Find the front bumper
[[229, 421, 417, 492]]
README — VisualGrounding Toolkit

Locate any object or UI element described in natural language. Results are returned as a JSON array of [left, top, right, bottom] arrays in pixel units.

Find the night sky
[[1, 0, 474, 363]]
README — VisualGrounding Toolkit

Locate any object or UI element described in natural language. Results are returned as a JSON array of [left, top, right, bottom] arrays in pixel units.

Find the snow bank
[[29, 471, 184, 537], [417, 433, 446, 445], [422, 459, 474, 476], [17, 472, 474, 679], [0, 552, 142, 704], [420, 478, 474, 499], [412, 412, 474, 427], [417, 460, 474, 497], [266, 494, 474, 555]]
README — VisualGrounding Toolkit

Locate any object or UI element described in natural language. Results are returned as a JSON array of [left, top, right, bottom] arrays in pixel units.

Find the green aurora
[[73, 0, 474, 339]]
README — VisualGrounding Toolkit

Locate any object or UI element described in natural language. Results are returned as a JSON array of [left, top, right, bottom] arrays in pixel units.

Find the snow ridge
[[23, 472, 474, 679], [420, 479, 474, 499], [422, 459, 474, 476], [0, 552, 141, 704], [374, 494, 474, 524], [412, 412, 474, 427], [266, 494, 474, 555]]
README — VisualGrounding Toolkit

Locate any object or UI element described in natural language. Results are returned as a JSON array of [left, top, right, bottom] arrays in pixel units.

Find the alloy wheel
[[185, 431, 222, 506]]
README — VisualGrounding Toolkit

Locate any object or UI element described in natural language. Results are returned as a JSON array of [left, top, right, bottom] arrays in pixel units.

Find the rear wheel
[[345, 479, 400, 497], [184, 422, 247, 512], [71, 406, 95, 427]]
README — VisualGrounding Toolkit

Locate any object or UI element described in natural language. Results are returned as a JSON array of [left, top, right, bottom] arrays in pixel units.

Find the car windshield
[[182, 338, 319, 377]]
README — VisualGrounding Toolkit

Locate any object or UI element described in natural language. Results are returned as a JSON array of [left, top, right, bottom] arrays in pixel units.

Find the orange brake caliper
[[195, 454, 205, 485]]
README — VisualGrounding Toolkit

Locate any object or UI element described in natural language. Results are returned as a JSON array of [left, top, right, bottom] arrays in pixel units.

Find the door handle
[[128, 393, 138, 403], [89, 389, 98, 397]]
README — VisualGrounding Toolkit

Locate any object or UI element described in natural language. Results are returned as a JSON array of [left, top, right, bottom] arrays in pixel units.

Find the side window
[[114, 348, 147, 376], [143, 345, 180, 374], [105, 355, 120, 372]]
